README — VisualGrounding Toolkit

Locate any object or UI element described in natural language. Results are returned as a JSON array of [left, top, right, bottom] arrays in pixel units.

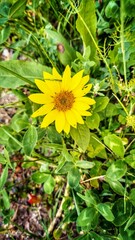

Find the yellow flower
[[28, 65, 95, 134]]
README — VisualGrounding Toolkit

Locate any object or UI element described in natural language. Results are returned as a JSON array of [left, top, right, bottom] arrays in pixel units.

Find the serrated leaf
[[96, 203, 114, 222], [70, 124, 90, 152], [22, 125, 37, 156], [76, 0, 97, 61], [0, 60, 51, 88], [104, 134, 125, 157]]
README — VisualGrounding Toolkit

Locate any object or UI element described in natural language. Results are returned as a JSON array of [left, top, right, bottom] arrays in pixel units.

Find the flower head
[[28, 65, 95, 134]]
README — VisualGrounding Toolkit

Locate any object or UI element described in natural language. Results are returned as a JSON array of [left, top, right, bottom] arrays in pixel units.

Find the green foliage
[[0, 0, 135, 238]]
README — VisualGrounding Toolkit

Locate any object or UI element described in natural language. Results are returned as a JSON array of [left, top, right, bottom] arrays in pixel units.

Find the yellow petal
[[43, 71, 54, 80], [35, 79, 52, 94], [65, 110, 77, 128], [62, 65, 71, 90], [69, 70, 84, 91], [55, 111, 66, 133], [45, 80, 61, 94], [76, 97, 95, 105], [31, 103, 54, 118], [41, 109, 58, 128], [73, 101, 90, 111], [71, 108, 84, 124], [28, 93, 52, 104], [64, 121, 70, 134], [73, 84, 92, 97], [52, 67, 62, 80], [79, 110, 92, 116]]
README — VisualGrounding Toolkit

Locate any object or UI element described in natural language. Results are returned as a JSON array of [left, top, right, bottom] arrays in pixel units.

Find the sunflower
[[28, 65, 95, 134]]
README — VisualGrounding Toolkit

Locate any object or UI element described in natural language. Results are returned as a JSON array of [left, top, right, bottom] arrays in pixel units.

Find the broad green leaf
[[105, 160, 127, 180], [32, 172, 48, 184], [129, 188, 135, 206], [76, 160, 95, 169], [46, 126, 62, 144], [22, 125, 37, 156], [46, 29, 76, 66], [0, 164, 8, 190], [87, 133, 107, 159], [76, 0, 97, 61], [96, 203, 114, 222], [9, 0, 27, 19], [0, 127, 9, 145], [77, 190, 97, 207], [67, 167, 80, 188], [112, 199, 132, 226], [10, 112, 29, 132], [124, 154, 135, 169], [43, 175, 55, 194], [2, 127, 23, 148], [124, 213, 135, 231], [56, 161, 74, 174], [0, 2, 11, 17], [1, 188, 10, 209], [106, 177, 124, 195], [86, 112, 100, 130], [105, 1, 119, 18], [76, 207, 97, 227], [70, 124, 90, 152], [0, 154, 7, 164], [0, 25, 10, 44], [104, 134, 125, 157], [90, 232, 103, 240], [94, 96, 109, 112], [0, 60, 51, 88]]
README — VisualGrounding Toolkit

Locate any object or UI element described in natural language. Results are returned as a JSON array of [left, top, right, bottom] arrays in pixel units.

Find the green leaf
[[77, 190, 97, 207], [10, 112, 29, 132], [22, 125, 37, 156], [124, 154, 135, 169], [0, 2, 11, 17], [0, 25, 10, 44], [0, 164, 8, 190], [96, 203, 114, 222], [46, 126, 62, 144], [1, 188, 10, 209], [32, 172, 48, 184], [76, 160, 95, 169], [76, 207, 97, 228], [9, 0, 27, 19], [70, 124, 90, 152], [112, 199, 132, 226], [105, 160, 127, 181], [0, 154, 7, 164], [94, 96, 109, 112], [43, 175, 55, 194], [86, 112, 100, 130], [67, 167, 80, 188], [46, 29, 76, 66], [124, 213, 135, 231], [0, 60, 51, 88], [106, 178, 125, 195], [105, 1, 119, 18], [104, 134, 125, 157], [129, 188, 135, 206], [87, 133, 107, 159], [76, 0, 97, 61]]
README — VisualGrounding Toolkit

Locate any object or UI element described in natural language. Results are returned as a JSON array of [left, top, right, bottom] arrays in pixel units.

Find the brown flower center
[[54, 91, 75, 111]]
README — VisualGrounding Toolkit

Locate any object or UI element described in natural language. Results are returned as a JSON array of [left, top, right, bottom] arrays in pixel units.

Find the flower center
[[54, 91, 75, 111]]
